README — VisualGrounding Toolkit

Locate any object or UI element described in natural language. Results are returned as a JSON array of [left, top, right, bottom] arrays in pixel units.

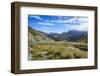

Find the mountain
[[64, 30, 87, 42], [77, 35, 87, 43], [28, 26, 87, 43], [47, 30, 88, 42], [47, 33, 61, 41], [28, 26, 55, 43]]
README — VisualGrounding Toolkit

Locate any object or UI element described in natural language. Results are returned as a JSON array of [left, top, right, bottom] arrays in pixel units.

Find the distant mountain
[[64, 30, 87, 42], [28, 26, 87, 43], [28, 26, 55, 43], [47, 33, 61, 41], [47, 30, 88, 42]]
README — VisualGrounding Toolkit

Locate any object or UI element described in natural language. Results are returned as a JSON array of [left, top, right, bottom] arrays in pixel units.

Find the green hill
[[28, 26, 55, 43]]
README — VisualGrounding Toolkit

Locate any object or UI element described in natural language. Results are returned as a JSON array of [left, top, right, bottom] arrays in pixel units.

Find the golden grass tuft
[[29, 43, 88, 60]]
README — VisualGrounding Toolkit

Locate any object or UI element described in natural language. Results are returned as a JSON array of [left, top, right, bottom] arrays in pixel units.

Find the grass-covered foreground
[[28, 42, 88, 60]]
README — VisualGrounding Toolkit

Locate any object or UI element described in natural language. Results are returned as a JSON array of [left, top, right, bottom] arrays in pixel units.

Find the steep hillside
[[28, 26, 55, 43], [78, 37, 87, 43], [65, 30, 87, 42]]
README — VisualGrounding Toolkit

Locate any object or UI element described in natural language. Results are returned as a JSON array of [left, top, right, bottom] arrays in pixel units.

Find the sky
[[28, 15, 88, 33]]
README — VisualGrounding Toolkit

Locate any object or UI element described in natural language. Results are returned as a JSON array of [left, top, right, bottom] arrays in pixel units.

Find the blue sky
[[28, 15, 88, 33]]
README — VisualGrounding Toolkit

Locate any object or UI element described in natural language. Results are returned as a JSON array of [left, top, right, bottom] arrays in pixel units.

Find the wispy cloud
[[64, 17, 88, 31], [45, 16, 88, 25], [45, 16, 74, 24], [65, 24, 88, 31], [29, 15, 88, 33], [38, 22, 54, 26], [78, 23, 88, 31], [29, 15, 42, 20]]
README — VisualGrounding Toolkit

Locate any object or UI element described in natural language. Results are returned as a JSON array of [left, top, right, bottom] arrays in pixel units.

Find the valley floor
[[28, 42, 88, 60]]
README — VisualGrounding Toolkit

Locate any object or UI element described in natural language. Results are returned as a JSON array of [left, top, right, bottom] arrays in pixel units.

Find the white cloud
[[77, 23, 88, 31], [46, 18, 73, 24], [64, 22, 88, 31], [64, 17, 78, 23], [78, 17, 88, 23], [63, 17, 88, 24], [30, 16, 42, 20], [63, 17, 88, 31], [38, 22, 54, 26], [50, 20, 70, 23], [45, 16, 73, 24], [46, 16, 88, 25], [72, 17, 88, 31]]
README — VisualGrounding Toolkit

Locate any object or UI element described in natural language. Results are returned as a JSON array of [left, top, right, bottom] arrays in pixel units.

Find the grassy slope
[[28, 26, 55, 43]]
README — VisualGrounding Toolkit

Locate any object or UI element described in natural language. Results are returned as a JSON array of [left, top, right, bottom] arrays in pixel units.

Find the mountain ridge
[[47, 30, 88, 42], [28, 26, 87, 43], [28, 26, 55, 43]]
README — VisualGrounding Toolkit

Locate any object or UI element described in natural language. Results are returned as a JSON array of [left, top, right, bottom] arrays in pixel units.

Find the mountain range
[[28, 26, 88, 43], [47, 30, 88, 42]]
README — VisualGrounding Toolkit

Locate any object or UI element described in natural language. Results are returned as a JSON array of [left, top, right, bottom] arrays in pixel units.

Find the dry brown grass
[[29, 42, 88, 60]]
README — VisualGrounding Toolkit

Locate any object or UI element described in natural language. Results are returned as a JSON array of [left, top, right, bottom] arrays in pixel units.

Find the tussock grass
[[29, 42, 88, 60]]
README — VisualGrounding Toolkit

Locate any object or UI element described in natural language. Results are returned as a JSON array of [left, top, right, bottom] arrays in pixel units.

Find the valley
[[28, 26, 88, 60]]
